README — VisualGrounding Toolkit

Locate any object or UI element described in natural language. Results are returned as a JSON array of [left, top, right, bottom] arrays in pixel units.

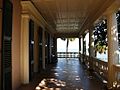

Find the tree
[[93, 19, 108, 54], [61, 38, 76, 56], [116, 10, 120, 50]]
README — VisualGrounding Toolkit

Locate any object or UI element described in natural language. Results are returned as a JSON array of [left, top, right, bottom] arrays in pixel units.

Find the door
[[1, 0, 12, 90], [29, 20, 34, 81], [38, 27, 42, 72]]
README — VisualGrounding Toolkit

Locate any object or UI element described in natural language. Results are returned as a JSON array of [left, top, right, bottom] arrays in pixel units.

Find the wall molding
[[21, 1, 54, 33]]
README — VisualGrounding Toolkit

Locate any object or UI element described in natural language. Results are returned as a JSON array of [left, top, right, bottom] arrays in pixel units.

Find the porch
[[18, 58, 106, 90], [1, 0, 120, 90]]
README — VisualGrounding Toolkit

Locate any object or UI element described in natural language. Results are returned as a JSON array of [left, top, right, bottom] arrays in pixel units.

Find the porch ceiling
[[30, 0, 114, 37]]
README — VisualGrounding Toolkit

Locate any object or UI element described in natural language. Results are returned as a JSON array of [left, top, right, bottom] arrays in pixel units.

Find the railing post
[[106, 9, 119, 89]]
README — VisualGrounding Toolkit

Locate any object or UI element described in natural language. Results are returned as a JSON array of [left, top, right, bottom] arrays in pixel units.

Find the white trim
[[21, 1, 55, 33]]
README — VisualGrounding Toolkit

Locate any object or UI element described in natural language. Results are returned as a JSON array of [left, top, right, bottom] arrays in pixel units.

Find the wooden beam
[[79, 0, 115, 35]]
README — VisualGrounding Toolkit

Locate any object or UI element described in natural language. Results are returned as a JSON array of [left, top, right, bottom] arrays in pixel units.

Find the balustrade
[[57, 52, 79, 58], [83, 54, 120, 89]]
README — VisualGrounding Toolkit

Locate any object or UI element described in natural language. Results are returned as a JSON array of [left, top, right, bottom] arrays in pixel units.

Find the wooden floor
[[18, 58, 107, 90]]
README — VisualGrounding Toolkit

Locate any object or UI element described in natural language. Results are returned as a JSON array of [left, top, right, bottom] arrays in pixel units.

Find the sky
[[57, 35, 108, 62], [57, 38, 79, 52]]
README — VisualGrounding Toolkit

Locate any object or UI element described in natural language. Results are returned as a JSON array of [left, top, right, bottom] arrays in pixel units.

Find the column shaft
[[89, 27, 95, 57], [79, 38, 81, 53], [21, 15, 30, 84], [89, 27, 95, 70], [82, 35, 85, 63], [107, 11, 119, 88], [79, 37, 81, 60]]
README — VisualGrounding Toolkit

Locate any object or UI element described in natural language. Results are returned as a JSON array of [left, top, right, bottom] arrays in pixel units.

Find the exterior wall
[[12, 0, 21, 89], [0, 0, 3, 89]]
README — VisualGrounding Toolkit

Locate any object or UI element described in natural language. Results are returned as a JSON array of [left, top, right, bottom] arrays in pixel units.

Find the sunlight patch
[[35, 78, 66, 90]]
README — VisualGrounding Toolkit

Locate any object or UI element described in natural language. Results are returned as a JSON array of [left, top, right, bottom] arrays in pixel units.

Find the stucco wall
[[12, 0, 21, 90]]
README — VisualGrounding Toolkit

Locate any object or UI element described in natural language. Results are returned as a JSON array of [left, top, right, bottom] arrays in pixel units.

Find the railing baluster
[[57, 52, 80, 58]]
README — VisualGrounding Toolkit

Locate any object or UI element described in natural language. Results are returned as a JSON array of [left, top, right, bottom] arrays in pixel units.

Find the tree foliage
[[116, 10, 120, 49], [93, 19, 108, 54], [61, 38, 75, 41]]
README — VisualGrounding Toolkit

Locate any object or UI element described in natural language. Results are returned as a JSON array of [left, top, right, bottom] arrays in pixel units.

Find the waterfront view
[[57, 38, 108, 62]]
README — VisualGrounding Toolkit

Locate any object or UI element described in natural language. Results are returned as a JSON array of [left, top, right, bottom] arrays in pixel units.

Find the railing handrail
[[57, 52, 80, 58], [81, 54, 108, 81], [57, 52, 79, 53]]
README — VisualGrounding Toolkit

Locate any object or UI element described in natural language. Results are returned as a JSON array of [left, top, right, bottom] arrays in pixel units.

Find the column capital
[[21, 13, 30, 19], [20, 15, 30, 84]]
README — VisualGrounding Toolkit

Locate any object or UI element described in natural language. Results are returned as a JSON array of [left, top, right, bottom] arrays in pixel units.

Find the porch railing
[[114, 65, 120, 88], [81, 54, 120, 88], [57, 52, 79, 58], [57, 52, 120, 88], [82, 54, 108, 81]]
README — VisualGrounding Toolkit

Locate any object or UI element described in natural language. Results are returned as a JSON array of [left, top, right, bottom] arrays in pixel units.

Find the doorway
[[29, 19, 34, 81], [38, 27, 43, 72]]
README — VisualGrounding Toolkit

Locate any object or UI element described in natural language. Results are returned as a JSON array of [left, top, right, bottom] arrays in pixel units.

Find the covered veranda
[[1, 0, 120, 90]]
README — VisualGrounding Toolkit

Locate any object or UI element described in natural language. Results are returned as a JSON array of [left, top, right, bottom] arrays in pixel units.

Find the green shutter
[[2, 0, 12, 90]]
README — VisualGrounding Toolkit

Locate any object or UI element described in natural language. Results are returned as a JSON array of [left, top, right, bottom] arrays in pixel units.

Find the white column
[[82, 35, 85, 63], [89, 27, 95, 57], [79, 37, 81, 60], [107, 10, 119, 88], [81, 37, 83, 54], [79, 37, 81, 53], [82, 35, 84, 55], [20, 15, 30, 84], [89, 27, 95, 70], [42, 30, 46, 69]]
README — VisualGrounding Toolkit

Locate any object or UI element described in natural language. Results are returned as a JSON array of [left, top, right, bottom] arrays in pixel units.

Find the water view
[[57, 38, 108, 62]]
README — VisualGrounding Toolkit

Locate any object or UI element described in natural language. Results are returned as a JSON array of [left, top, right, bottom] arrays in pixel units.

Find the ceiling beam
[[79, 0, 115, 36]]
